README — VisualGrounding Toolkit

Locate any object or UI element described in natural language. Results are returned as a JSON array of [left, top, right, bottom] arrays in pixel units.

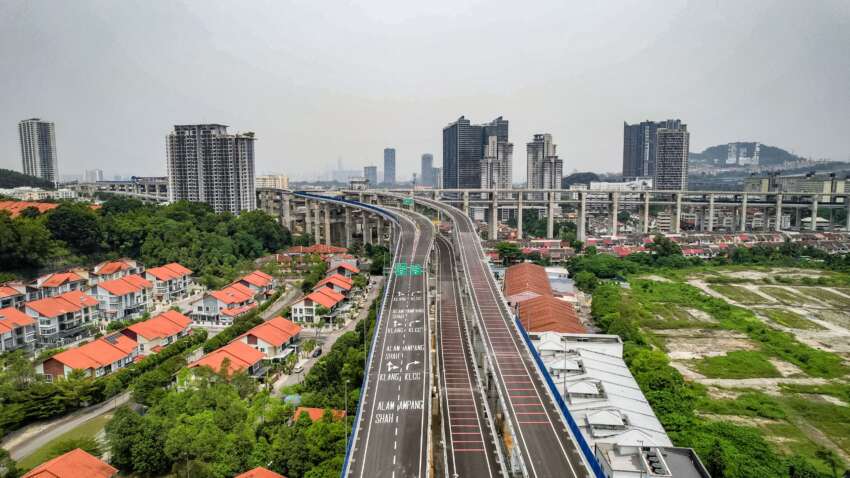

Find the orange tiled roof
[[39, 272, 85, 288], [0, 285, 23, 299], [241, 316, 301, 347], [49, 334, 137, 371], [0, 201, 59, 218], [293, 406, 346, 422], [97, 274, 151, 296], [241, 271, 273, 287], [305, 287, 344, 308], [0, 307, 36, 333], [126, 310, 191, 340], [26, 290, 97, 318], [211, 284, 254, 305], [285, 244, 347, 255], [314, 274, 353, 291], [235, 467, 286, 478], [22, 448, 117, 478], [517, 296, 585, 334], [335, 262, 360, 274], [93, 260, 132, 276], [190, 340, 264, 376], [504, 262, 552, 302], [146, 262, 192, 281], [221, 303, 258, 317]]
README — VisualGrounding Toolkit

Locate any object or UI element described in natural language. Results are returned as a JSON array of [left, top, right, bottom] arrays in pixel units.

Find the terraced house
[[144, 262, 193, 302], [36, 333, 138, 380], [0, 307, 37, 352], [90, 258, 142, 284], [190, 283, 257, 325], [91, 274, 153, 321], [120, 310, 192, 355], [25, 290, 99, 346]]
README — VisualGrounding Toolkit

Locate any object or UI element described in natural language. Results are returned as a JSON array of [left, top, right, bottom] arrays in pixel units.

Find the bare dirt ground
[[654, 328, 757, 360], [639, 274, 672, 283]]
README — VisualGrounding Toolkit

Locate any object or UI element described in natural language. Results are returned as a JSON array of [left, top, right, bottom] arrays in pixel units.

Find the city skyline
[[1, 1, 847, 181]]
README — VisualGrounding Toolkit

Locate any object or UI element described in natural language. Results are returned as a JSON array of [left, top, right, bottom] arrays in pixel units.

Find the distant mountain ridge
[[690, 143, 801, 166], [0, 169, 55, 190]]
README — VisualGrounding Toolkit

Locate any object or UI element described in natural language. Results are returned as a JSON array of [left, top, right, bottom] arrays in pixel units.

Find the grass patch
[[698, 391, 786, 419], [18, 414, 111, 470], [692, 351, 782, 379], [803, 287, 850, 308], [780, 395, 850, 454], [759, 286, 808, 305], [758, 308, 824, 330], [641, 303, 718, 329], [779, 383, 850, 402], [709, 284, 768, 304]]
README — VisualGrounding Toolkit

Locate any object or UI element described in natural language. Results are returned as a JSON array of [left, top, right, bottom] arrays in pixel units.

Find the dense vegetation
[[0, 330, 207, 438], [105, 297, 380, 478], [689, 143, 800, 166], [0, 197, 292, 287], [0, 169, 55, 190]]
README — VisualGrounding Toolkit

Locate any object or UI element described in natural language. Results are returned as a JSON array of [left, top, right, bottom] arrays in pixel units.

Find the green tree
[[573, 271, 598, 292], [45, 203, 102, 254], [495, 242, 522, 265], [649, 234, 681, 258], [105, 406, 144, 471], [787, 455, 822, 478]]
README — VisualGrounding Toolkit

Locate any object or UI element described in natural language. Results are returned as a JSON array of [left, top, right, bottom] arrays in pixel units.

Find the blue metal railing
[[514, 318, 606, 478]]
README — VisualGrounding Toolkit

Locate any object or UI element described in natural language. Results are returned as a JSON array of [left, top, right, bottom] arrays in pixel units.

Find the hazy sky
[[1, 0, 848, 182]]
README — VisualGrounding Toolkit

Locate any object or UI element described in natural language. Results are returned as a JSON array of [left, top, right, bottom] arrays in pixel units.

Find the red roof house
[[23, 448, 117, 478], [122, 310, 192, 354], [91, 274, 153, 321], [314, 274, 353, 295], [0, 307, 37, 352], [190, 340, 265, 377], [238, 316, 301, 359], [290, 288, 345, 324], [25, 290, 99, 347], [236, 467, 286, 478], [37, 333, 138, 380], [292, 406, 346, 422], [144, 262, 193, 302]]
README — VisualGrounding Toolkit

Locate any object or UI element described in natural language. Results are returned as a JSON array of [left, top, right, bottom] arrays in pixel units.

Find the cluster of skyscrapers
[[622, 119, 690, 190]]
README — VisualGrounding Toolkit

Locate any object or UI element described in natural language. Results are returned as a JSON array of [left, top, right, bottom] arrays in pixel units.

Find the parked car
[[312, 347, 323, 358]]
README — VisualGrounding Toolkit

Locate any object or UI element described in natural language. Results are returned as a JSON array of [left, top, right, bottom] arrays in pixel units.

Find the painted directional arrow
[[393, 320, 403, 327], [405, 361, 421, 370], [407, 320, 421, 327], [386, 361, 400, 372]]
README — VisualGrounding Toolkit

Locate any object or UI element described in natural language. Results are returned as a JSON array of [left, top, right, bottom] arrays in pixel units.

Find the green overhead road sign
[[403, 197, 414, 206], [394, 262, 423, 276]]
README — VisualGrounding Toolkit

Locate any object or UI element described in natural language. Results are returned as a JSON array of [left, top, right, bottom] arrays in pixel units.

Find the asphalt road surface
[[420, 197, 591, 478], [435, 235, 503, 478], [345, 208, 435, 478]]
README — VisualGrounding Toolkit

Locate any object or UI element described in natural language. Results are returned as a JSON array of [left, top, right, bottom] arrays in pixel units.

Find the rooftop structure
[[22, 448, 118, 478], [235, 467, 286, 478], [190, 340, 265, 377]]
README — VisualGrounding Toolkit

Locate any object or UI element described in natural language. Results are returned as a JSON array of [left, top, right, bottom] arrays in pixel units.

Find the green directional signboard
[[394, 262, 423, 276], [402, 197, 414, 206]]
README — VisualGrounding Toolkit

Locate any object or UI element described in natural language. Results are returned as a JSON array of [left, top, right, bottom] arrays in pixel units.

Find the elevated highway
[[419, 196, 594, 478], [435, 235, 504, 478], [343, 205, 435, 478]]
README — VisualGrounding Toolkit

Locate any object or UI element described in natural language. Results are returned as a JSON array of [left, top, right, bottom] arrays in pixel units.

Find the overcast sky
[[1, 0, 848, 182]]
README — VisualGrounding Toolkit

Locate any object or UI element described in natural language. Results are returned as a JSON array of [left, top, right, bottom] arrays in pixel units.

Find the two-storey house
[[144, 262, 193, 303], [91, 274, 153, 322], [25, 290, 99, 346]]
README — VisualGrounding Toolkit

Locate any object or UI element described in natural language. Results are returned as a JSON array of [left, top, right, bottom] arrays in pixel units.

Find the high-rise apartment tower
[[383, 148, 396, 185], [19, 118, 58, 185], [166, 124, 256, 214], [442, 116, 509, 189]]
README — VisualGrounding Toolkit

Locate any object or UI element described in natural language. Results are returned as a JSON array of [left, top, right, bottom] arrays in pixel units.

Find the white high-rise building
[[18, 118, 58, 185], [256, 174, 289, 190], [526, 134, 563, 199], [84, 169, 104, 183], [166, 124, 256, 214]]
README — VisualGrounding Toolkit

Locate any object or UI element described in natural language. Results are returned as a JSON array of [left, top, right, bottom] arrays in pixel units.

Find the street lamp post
[[344, 379, 350, 447]]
